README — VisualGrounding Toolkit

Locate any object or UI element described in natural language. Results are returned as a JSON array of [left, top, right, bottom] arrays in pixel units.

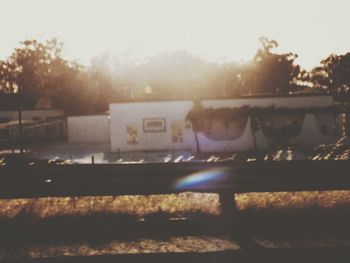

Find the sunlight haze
[[1, 0, 349, 69]]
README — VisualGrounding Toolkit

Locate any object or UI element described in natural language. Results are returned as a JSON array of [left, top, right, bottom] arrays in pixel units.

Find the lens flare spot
[[175, 168, 229, 190]]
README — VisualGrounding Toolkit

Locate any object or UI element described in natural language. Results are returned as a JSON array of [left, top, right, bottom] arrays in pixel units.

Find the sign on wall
[[171, 121, 184, 143], [126, 124, 138, 144], [143, 118, 166, 132]]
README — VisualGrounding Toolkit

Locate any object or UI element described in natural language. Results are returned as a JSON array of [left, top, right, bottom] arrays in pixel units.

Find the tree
[[112, 50, 219, 100], [0, 39, 74, 107], [241, 37, 300, 94], [0, 60, 19, 94], [310, 53, 350, 100], [87, 54, 117, 112], [0, 39, 100, 114], [0, 37, 306, 114]]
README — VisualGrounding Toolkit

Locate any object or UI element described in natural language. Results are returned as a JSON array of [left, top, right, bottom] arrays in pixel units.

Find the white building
[[109, 94, 342, 153]]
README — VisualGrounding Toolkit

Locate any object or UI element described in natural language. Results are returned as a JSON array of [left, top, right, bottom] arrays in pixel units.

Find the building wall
[[67, 115, 110, 143], [254, 113, 342, 150], [110, 101, 195, 152], [110, 95, 339, 153], [196, 117, 256, 152]]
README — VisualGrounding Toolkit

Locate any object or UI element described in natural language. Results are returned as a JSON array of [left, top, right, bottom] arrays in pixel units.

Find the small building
[[0, 110, 66, 144], [0, 95, 66, 144]]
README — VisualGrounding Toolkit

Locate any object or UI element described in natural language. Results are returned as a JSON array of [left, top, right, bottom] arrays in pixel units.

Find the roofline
[[110, 93, 333, 104]]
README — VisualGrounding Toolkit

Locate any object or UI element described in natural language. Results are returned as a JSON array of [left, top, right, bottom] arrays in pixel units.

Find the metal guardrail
[[0, 160, 350, 199]]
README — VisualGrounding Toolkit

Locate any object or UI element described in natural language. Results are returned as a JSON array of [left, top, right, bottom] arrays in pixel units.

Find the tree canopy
[[308, 53, 350, 100], [0, 39, 115, 114], [239, 37, 300, 94], [1, 37, 348, 115]]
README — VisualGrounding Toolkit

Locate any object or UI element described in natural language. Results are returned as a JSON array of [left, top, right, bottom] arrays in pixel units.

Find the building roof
[[110, 92, 333, 105]]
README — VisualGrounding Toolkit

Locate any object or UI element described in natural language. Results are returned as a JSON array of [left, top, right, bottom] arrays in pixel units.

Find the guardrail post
[[219, 191, 238, 235], [219, 191, 259, 249], [219, 191, 237, 218]]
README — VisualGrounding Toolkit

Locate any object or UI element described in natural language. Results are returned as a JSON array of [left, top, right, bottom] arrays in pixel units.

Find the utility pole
[[17, 89, 24, 155]]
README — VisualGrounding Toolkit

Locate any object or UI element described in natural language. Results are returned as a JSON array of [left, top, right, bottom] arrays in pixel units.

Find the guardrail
[[1, 160, 350, 262], [2, 160, 350, 224], [1, 160, 350, 198]]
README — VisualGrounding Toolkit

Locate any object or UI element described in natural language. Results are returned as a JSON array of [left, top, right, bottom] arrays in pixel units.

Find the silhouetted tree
[[0, 39, 82, 108], [309, 53, 350, 100], [0, 59, 19, 94], [0, 39, 104, 114], [241, 37, 300, 94], [0, 37, 309, 114], [112, 50, 220, 100], [87, 54, 118, 112]]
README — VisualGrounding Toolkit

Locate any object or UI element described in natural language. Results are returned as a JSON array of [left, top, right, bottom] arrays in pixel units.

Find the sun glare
[[0, 0, 350, 68]]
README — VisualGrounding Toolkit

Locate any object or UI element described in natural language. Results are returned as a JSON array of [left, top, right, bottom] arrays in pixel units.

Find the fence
[[1, 160, 350, 262]]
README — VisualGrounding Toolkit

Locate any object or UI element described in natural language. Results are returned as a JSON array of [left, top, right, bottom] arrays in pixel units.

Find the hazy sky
[[1, 0, 349, 69]]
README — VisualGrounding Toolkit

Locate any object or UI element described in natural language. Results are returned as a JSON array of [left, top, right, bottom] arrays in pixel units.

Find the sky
[[0, 0, 349, 69]]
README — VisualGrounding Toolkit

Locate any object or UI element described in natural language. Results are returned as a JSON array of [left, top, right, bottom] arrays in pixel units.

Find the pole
[[194, 131, 200, 153], [250, 115, 258, 151], [18, 90, 24, 155]]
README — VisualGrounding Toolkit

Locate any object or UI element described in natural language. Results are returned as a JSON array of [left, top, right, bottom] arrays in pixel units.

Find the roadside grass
[[0, 191, 349, 256], [0, 191, 350, 219]]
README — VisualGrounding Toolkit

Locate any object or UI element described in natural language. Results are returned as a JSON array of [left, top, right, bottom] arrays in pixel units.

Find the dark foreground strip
[[4, 247, 350, 263]]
